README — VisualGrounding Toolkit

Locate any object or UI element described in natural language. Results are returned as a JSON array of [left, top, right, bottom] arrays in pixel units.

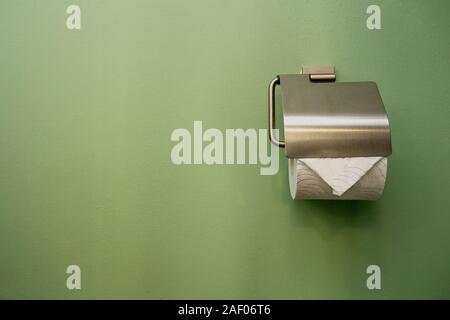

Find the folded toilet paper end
[[289, 157, 388, 200]]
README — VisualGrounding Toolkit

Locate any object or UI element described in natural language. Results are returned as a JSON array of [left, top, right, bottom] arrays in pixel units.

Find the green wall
[[0, 0, 449, 299]]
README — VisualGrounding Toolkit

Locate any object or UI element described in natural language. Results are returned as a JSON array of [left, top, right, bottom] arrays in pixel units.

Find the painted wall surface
[[0, 0, 449, 299]]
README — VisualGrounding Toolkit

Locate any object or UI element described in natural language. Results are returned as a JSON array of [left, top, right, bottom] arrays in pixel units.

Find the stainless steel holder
[[268, 66, 392, 158]]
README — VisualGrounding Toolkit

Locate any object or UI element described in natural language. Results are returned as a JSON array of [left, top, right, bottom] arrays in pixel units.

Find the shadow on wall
[[287, 198, 384, 241]]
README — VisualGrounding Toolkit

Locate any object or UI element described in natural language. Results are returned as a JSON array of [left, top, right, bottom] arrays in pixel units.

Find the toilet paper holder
[[268, 66, 392, 158]]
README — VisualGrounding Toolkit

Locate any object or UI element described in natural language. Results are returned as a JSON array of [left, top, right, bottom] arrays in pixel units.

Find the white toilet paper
[[288, 157, 387, 200]]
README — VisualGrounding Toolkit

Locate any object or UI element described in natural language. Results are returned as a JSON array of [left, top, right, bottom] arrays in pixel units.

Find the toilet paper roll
[[288, 157, 388, 200]]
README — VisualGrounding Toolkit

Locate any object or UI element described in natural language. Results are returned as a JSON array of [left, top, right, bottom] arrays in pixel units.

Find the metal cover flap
[[279, 74, 392, 158]]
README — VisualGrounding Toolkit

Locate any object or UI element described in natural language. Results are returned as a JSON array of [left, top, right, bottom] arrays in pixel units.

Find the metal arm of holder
[[268, 76, 284, 147]]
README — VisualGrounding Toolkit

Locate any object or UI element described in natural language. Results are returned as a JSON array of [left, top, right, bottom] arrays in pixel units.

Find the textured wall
[[0, 0, 449, 299]]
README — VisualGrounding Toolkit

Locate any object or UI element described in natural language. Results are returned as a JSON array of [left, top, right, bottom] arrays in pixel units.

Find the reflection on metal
[[268, 66, 392, 158]]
